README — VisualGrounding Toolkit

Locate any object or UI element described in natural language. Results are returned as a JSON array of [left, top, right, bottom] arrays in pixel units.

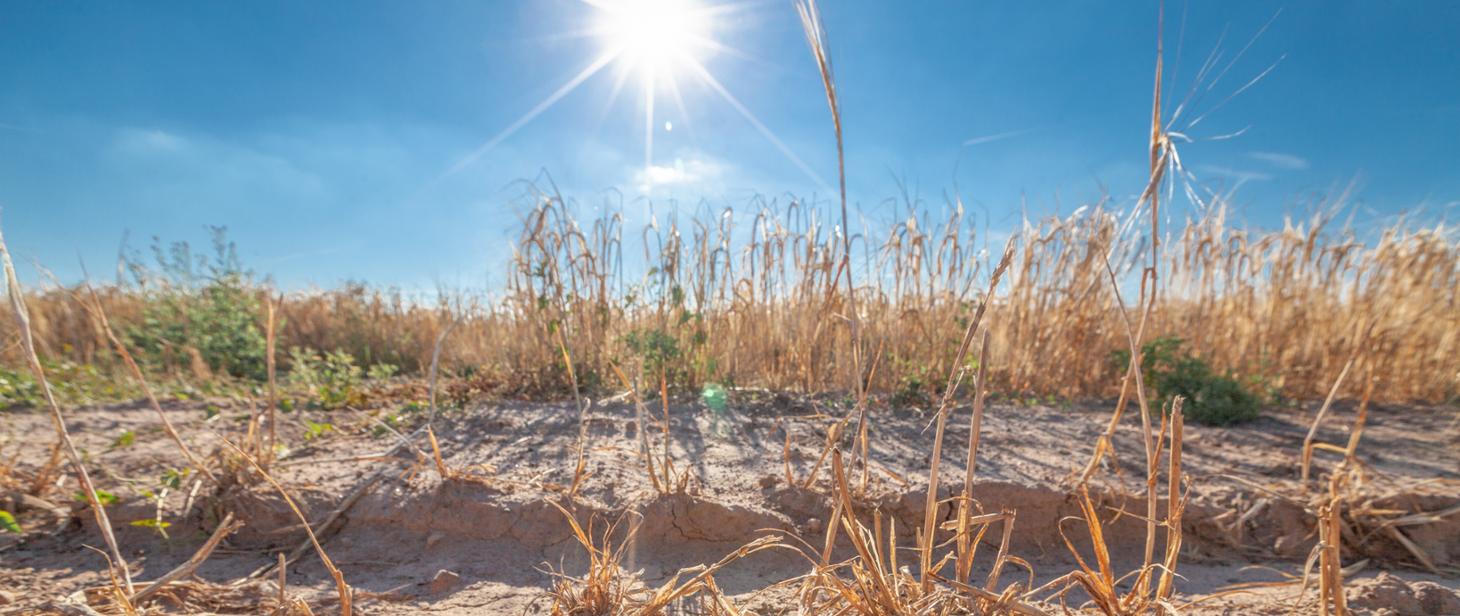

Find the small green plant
[[891, 359, 933, 407], [0, 510, 21, 533], [288, 348, 364, 410], [700, 383, 728, 412], [130, 518, 172, 538], [0, 367, 42, 408], [161, 468, 189, 489], [1110, 336, 1260, 426], [1, 360, 136, 408], [74, 489, 119, 506], [112, 430, 136, 449], [303, 419, 335, 441], [621, 327, 681, 382], [366, 362, 399, 381]]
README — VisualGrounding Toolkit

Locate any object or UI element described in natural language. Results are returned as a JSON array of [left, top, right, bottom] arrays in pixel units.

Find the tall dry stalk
[[796, 0, 859, 396], [797, 0, 882, 492], [920, 239, 1015, 592], [265, 292, 280, 462], [953, 330, 991, 584], [426, 315, 459, 426], [0, 221, 134, 594]]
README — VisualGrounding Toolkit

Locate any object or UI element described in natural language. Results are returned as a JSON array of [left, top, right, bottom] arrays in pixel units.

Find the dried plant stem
[[223, 438, 352, 615], [1302, 355, 1356, 484], [0, 223, 134, 594], [265, 293, 280, 463], [1317, 476, 1348, 616], [659, 364, 673, 488], [610, 362, 663, 494], [954, 331, 991, 583], [1156, 399, 1185, 601], [1341, 371, 1378, 463], [1074, 318, 1144, 487], [277, 552, 287, 607], [918, 365, 953, 593], [962, 332, 990, 495], [80, 282, 216, 484], [798, 0, 883, 492], [555, 323, 591, 498], [919, 238, 1014, 592], [796, 0, 860, 399], [130, 512, 242, 604], [426, 316, 460, 426], [1098, 254, 1160, 593]]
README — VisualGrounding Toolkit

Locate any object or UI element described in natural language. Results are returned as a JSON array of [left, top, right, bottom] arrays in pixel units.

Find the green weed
[[125, 227, 267, 380], [1111, 336, 1261, 426], [288, 348, 364, 410]]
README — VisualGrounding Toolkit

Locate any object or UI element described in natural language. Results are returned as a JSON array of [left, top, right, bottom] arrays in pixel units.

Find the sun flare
[[441, 0, 824, 192], [593, 0, 711, 77]]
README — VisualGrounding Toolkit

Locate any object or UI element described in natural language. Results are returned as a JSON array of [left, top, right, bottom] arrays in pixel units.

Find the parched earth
[[2, 390, 1457, 614]]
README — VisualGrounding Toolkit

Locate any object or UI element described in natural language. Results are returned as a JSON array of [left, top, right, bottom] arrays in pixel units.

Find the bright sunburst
[[436, 0, 825, 192], [594, 0, 711, 76], [591, 0, 718, 175]]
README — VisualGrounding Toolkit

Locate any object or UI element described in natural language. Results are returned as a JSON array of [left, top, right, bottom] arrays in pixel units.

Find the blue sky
[[2, 1, 1457, 290]]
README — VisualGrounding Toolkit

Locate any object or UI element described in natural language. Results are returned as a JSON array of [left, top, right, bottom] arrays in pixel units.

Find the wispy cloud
[[633, 154, 726, 193], [105, 125, 330, 211], [112, 127, 187, 153], [962, 127, 1036, 147], [1198, 164, 1273, 185], [1248, 150, 1310, 170]]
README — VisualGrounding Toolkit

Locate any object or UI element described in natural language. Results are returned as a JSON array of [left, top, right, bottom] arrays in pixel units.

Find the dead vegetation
[[3, 174, 1455, 408], [1, 2, 1457, 616]]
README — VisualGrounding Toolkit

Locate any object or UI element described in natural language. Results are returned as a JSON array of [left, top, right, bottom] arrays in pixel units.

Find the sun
[[593, 0, 712, 77], [437, 1, 826, 193]]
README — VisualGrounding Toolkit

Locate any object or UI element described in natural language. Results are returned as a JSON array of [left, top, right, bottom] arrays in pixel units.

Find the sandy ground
[[2, 390, 1458, 614]]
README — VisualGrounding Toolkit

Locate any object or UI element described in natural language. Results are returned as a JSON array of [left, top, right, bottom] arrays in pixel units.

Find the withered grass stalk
[[223, 438, 353, 616], [1, 221, 134, 596]]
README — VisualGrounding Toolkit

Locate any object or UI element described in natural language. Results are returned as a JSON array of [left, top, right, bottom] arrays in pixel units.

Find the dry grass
[[542, 502, 783, 615], [5, 201, 1454, 408], [791, 450, 1045, 616]]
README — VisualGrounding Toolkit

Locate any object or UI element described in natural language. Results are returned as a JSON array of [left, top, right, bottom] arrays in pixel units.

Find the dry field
[[3, 2, 1459, 614], [1, 392, 1458, 614]]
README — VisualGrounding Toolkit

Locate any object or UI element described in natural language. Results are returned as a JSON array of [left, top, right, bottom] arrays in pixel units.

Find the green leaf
[[700, 383, 728, 413], [130, 518, 172, 538], [74, 489, 119, 506], [112, 430, 135, 449], [0, 510, 21, 533], [304, 420, 334, 441], [161, 468, 188, 489]]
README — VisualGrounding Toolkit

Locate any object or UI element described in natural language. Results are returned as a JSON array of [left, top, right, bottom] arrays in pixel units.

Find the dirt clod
[[1349, 572, 1460, 615], [428, 569, 461, 594]]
